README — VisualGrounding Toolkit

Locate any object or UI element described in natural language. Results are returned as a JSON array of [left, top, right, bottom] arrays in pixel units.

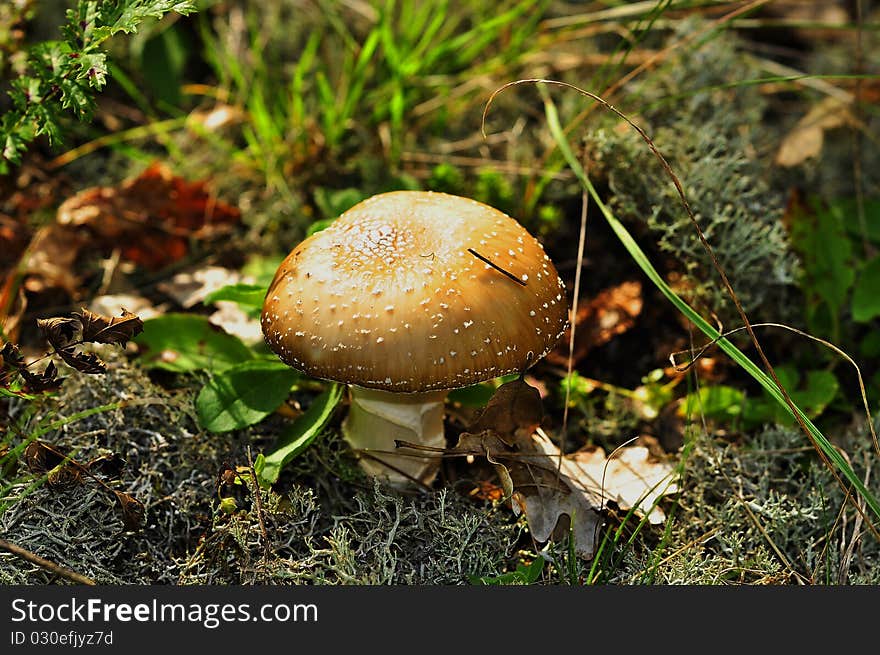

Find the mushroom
[[261, 191, 568, 485]]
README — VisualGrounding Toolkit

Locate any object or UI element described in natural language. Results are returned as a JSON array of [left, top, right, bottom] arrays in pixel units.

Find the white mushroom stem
[[342, 385, 447, 486]]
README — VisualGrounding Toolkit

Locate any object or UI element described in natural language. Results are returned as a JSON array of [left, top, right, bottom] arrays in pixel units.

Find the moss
[[585, 20, 799, 320], [0, 355, 519, 585]]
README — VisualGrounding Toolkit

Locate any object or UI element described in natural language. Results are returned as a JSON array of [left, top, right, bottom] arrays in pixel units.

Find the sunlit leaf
[[196, 359, 300, 432]]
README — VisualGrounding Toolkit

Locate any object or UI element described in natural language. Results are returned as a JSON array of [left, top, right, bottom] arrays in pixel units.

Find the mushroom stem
[[342, 385, 447, 486]]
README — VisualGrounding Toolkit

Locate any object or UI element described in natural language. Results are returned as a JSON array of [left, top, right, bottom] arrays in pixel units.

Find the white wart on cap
[[261, 191, 568, 392]]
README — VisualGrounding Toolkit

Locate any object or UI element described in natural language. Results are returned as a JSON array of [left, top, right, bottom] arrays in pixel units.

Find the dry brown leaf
[[547, 280, 642, 367], [554, 439, 678, 524], [1, 342, 24, 369], [56, 161, 240, 271], [75, 308, 144, 346], [466, 376, 544, 445], [55, 347, 107, 375], [775, 97, 853, 167], [18, 361, 65, 393], [457, 430, 678, 559], [21, 224, 87, 296], [36, 316, 81, 350], [88, 294, 161, 323]]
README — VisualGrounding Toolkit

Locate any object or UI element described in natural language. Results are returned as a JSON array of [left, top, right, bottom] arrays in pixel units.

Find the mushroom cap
[[261, 191, 568, 392]]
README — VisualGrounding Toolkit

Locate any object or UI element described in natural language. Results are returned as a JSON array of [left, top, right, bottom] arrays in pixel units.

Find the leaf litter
[[448, 378, 679, 559]]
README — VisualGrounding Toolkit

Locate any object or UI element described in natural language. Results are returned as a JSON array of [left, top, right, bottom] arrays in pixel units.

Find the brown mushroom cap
[[261, 191, 568, 392]]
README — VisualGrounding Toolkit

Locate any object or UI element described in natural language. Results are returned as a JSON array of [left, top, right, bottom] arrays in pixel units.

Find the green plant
[[470, 553, 545, 585], [0, 0, 196, 173], [184, 0, 548, 195], [131, 286, 345, 484]]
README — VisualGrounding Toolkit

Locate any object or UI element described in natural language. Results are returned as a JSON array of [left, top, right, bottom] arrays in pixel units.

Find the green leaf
[[852, 256, 880, 323], [203, 284, 267, 310], [447, 382, 497, 407], [679, 385, 744, 422], [255, 383, 344, 486], [134, 313, 253, 373], [470, 556, 545, 585], [860, 330, 880, 358], [305, 217, 336, 236], [742, 367, 839, 427], [789, 199, 855, 321], [196, 360, 300, 432], [241, 255, 286, 288]]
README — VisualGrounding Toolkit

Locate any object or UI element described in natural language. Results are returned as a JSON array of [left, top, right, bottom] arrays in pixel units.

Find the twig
[[0, 537, 96, 586], [246, 446, 270, 560]]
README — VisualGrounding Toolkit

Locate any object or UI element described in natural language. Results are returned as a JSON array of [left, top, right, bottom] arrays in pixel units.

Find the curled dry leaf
[[466, 376, 544, 445], [36, 316, 81, 350], [23, 440, 143, 530], [75, 308, 144, 346], [23, 440, 67, 475], [1, 342, 24, 369], [55, 347, 106, 374], [23, 440, 81, 489]]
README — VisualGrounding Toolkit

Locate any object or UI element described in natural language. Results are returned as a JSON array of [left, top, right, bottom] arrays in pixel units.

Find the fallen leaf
[[23, 440, 67, 475], [561, 441, 678, 525], [157, 266, 264, 343], [466, 377, 544, 445], [24, 440, 81, 488], [20, 224, 87, 296], [75, 308, 144, 346], [775, 97, 853, 167], [547, 280, 643, 367], [1, 342, 24, 370], [452, 428, 605, 559], [56, 161, 240, 271], [55, 347, 107, 375], [19, 361, 65, 393], [36, 316, 81, 351], [87, 293, 162, 323]]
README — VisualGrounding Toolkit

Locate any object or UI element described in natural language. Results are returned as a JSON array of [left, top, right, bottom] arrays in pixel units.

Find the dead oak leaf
[[451, 377, 678, 559], [452, 428, 605, 559]]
